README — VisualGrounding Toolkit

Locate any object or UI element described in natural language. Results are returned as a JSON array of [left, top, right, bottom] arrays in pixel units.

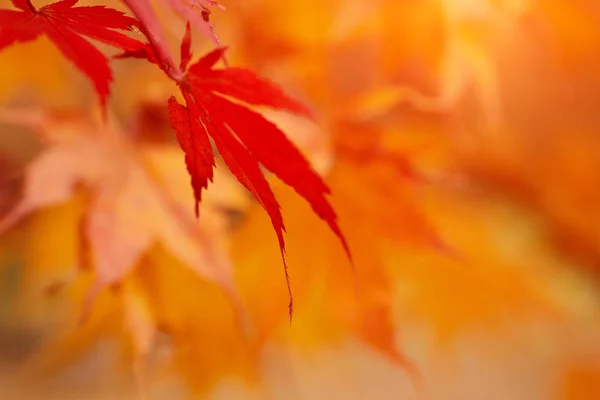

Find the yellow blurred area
[[1, 0, 600, 399]]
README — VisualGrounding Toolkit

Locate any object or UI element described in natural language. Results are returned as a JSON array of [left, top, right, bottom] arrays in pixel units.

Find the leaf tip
[[194, 200, 200, 218], [180, 21, 193, 71], [279, 247, 294, 324]]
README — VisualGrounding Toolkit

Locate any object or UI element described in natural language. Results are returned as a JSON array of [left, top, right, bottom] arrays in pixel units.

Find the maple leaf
[[120, 23, 350, 318], [0, 110, 241, 323], [0, 0, 145, 108]]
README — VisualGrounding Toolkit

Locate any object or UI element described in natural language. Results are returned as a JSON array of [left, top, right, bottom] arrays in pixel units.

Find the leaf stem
[[24, 0, 38, 13], [121, 0, 181, 80]]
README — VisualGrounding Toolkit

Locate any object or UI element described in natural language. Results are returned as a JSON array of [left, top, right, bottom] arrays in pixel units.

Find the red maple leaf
[[0, 0, 144, 108], [120, 23, 351, 317]]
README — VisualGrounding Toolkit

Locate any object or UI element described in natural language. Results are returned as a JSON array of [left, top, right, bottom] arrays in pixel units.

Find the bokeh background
[[1, 0, 600, 399]]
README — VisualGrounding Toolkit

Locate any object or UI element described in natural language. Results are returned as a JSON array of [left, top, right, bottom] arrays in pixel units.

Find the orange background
[[1, 0, 600, 399]]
